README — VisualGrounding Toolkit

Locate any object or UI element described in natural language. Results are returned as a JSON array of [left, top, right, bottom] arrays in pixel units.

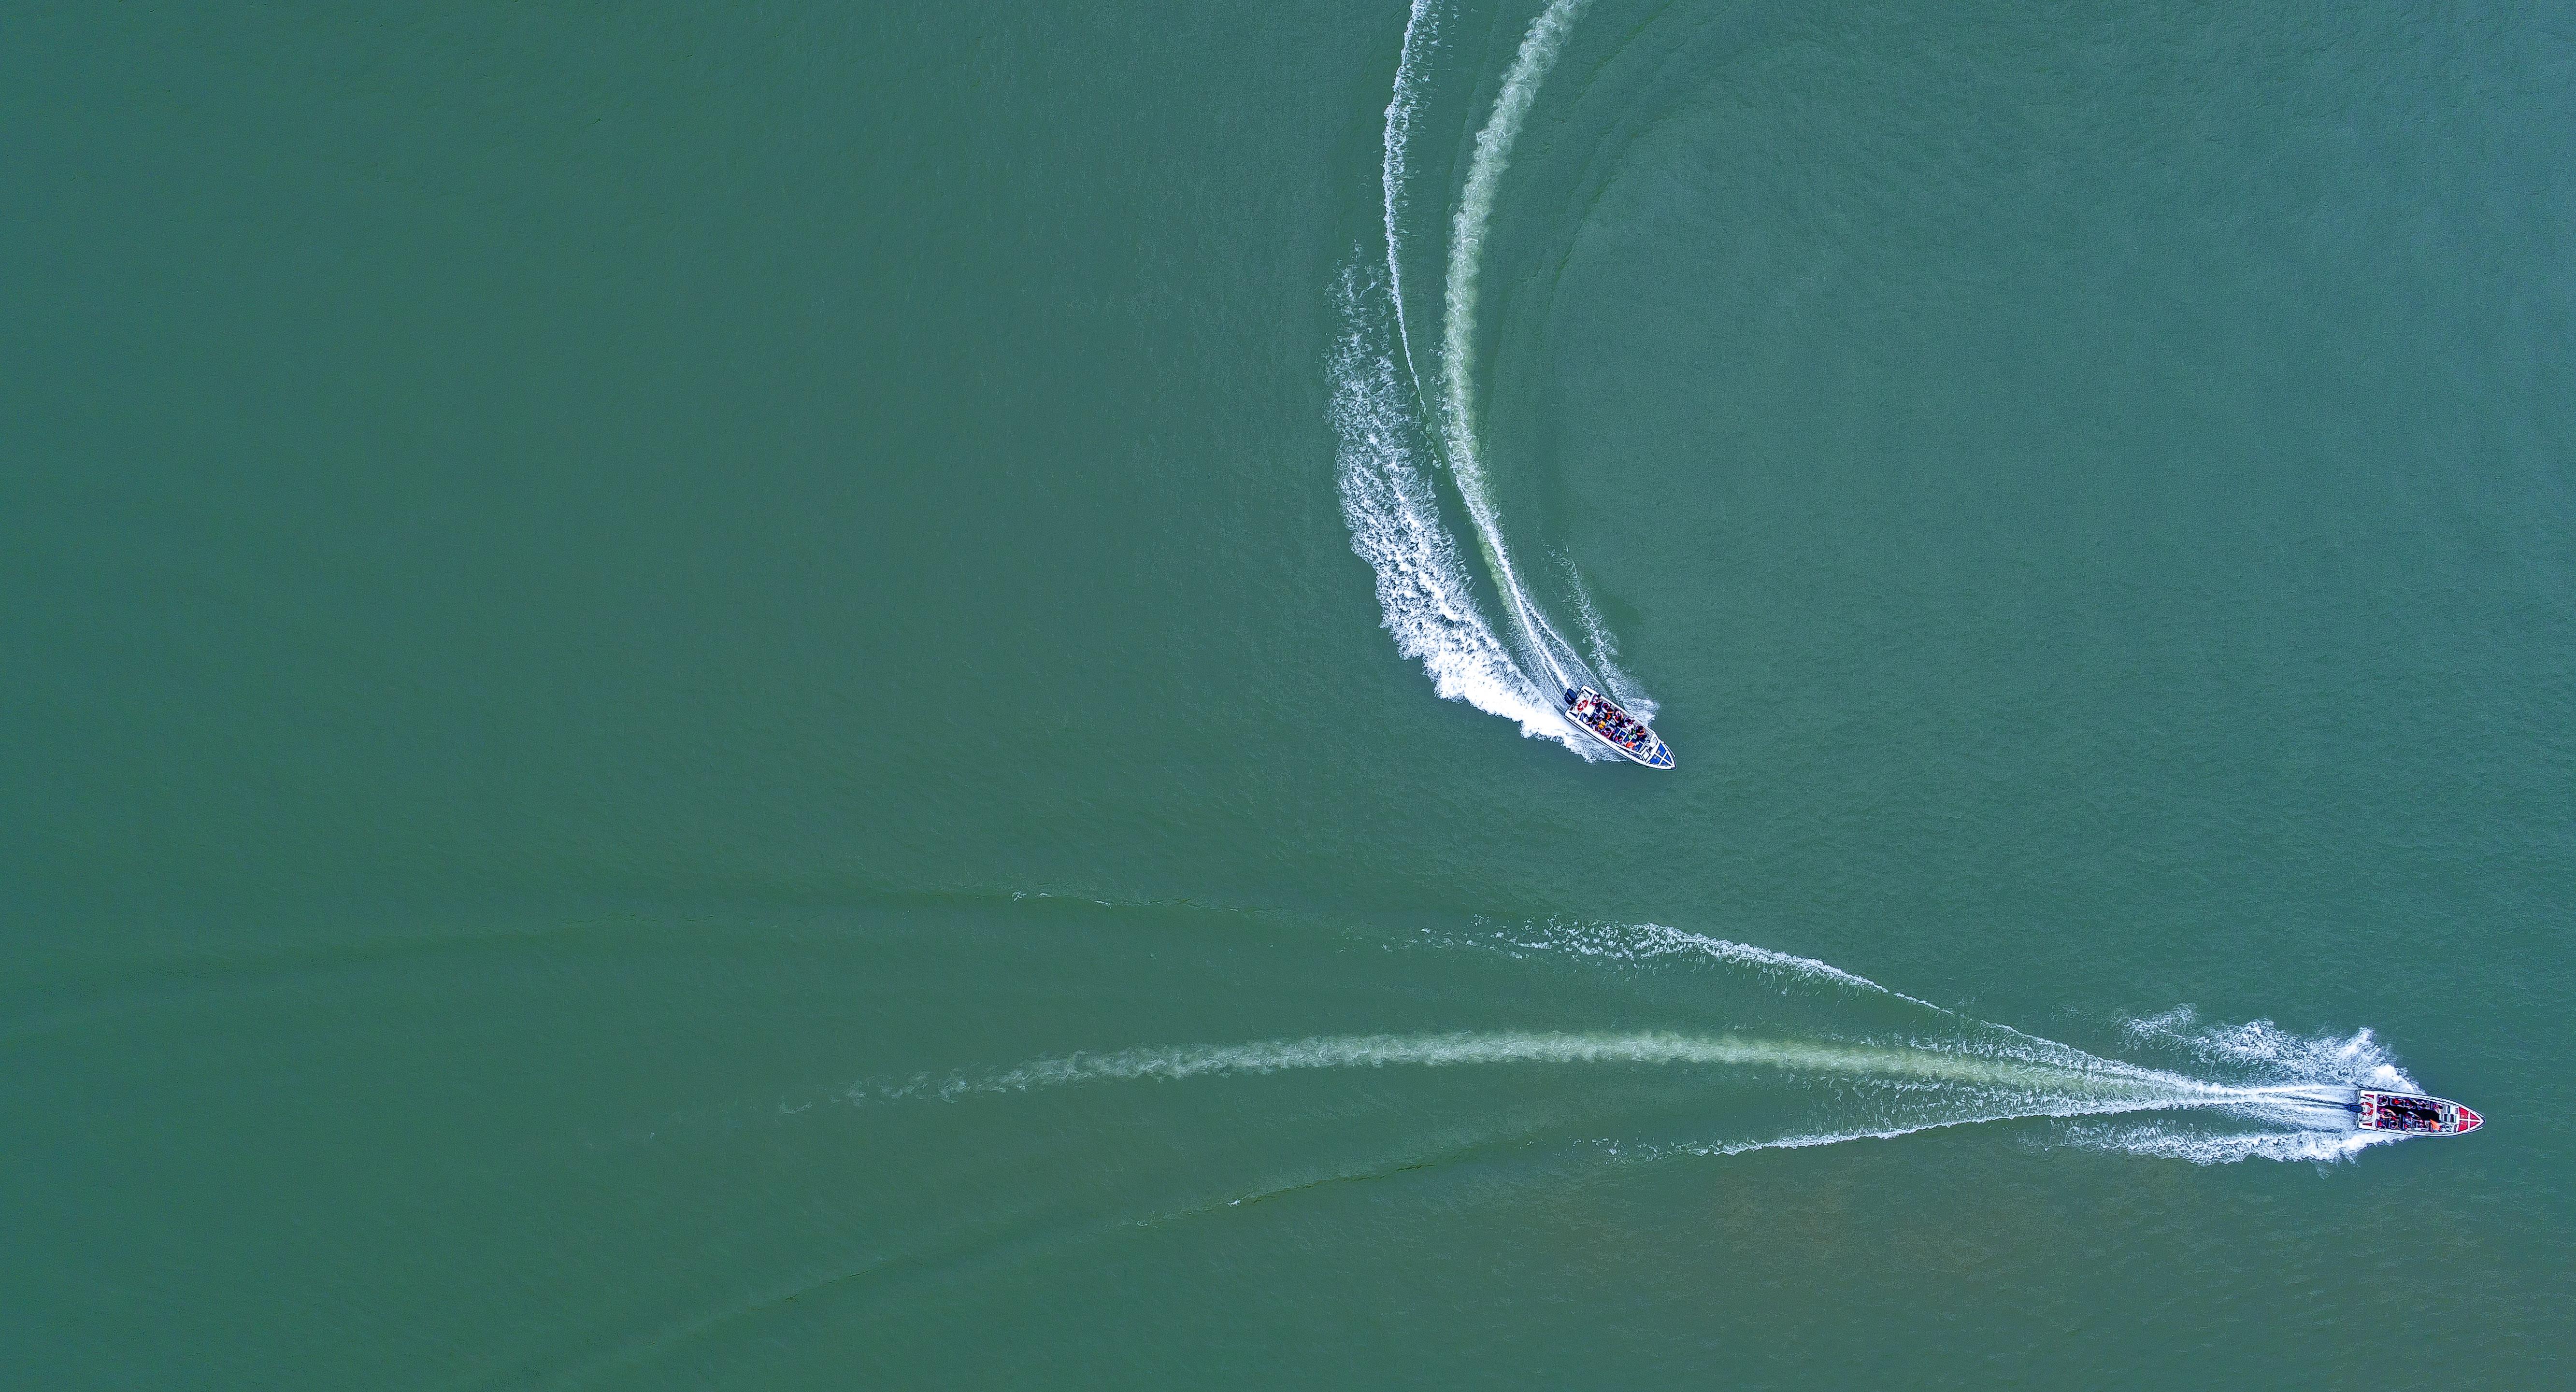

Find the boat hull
[[2356, 1090, 2482, 1136], [1560, 686, 1673, 769]]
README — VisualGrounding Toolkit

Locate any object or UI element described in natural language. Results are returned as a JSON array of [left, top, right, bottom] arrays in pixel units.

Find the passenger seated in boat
[[2374, 1095, 2442, 1130]]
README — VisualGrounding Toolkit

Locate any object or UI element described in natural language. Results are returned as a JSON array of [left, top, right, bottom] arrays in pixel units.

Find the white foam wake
[[1333, 268, 1605, 753], [1419, 919, 2430, 1164], [2120, 1005, 2419, 1091], [863, 1024, 2360, 1170], [881, 1028, 2231, 1110], [1337, 0, 1647, 753], [1382, 0, 1443, 397], [844, 917, 2433, 1166], [1434, 0, 1594, 680]]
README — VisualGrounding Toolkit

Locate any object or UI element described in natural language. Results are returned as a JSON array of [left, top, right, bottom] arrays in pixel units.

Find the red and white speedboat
[[2356, 1090, 2483, 1136]]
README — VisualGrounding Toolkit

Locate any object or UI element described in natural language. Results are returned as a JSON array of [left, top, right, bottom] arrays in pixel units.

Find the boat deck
[[1564, 686, 1673, 769], [2357, 1090, 2482, 1135]]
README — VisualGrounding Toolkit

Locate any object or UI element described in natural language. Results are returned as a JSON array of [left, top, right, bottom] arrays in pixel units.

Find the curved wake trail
[[1338, 0, 1642, 755], [900, 1029, 2226, 1108], [1435, 0, 1597, 692], [1335, 269, 1581, 746], [1381, 0, 1442, 396]]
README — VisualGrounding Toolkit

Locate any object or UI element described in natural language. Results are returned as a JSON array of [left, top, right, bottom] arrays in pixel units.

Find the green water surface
[[7, 2, 2571, 1387]]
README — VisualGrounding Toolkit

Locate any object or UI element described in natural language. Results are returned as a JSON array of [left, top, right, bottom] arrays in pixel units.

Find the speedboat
[[2356, 1090, 2483, 1136], [1562, 686, 1673, 769]]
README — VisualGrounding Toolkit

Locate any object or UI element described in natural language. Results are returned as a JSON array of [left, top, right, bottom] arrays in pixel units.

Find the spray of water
[[1334, 266, 1606, 753]]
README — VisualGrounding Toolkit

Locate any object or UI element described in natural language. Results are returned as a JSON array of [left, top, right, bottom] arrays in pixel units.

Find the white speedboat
[[2356, 1090, 2483, 1136], [1561, 686, 1673, 769]]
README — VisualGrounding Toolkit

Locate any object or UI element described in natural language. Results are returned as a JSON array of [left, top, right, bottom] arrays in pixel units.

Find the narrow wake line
[[1618, 1100, 2401, 1166], [1454, 918, 2189, 1078], [1434, 0, 1597, 692], [1470, 918, 1921, 999], [1606, 1111, 2150, 1162], [1382, 0, 1443, 399], [877, 1029, 2235, 1103], [1559, 559, 1654, 716]]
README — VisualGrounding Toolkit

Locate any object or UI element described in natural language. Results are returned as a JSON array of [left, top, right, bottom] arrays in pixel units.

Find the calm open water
[[7, 2, 2573, 1387]]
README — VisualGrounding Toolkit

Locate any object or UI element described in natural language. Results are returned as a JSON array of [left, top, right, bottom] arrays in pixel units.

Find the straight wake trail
[[849, 923, 2431, 1166]]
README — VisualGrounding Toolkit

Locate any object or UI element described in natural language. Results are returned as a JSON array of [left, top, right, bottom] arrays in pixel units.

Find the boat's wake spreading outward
[[859, 921, 2448, 1166], [1337, 0, 1648, 761]]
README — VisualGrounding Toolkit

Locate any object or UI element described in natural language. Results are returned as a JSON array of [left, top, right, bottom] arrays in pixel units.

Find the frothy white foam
[[2121, 1005, 2420, 1092], [1331, 269, 1604, 754]]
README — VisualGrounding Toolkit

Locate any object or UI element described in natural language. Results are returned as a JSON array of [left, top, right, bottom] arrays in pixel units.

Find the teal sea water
[[7, 1, 2572, 1386]]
